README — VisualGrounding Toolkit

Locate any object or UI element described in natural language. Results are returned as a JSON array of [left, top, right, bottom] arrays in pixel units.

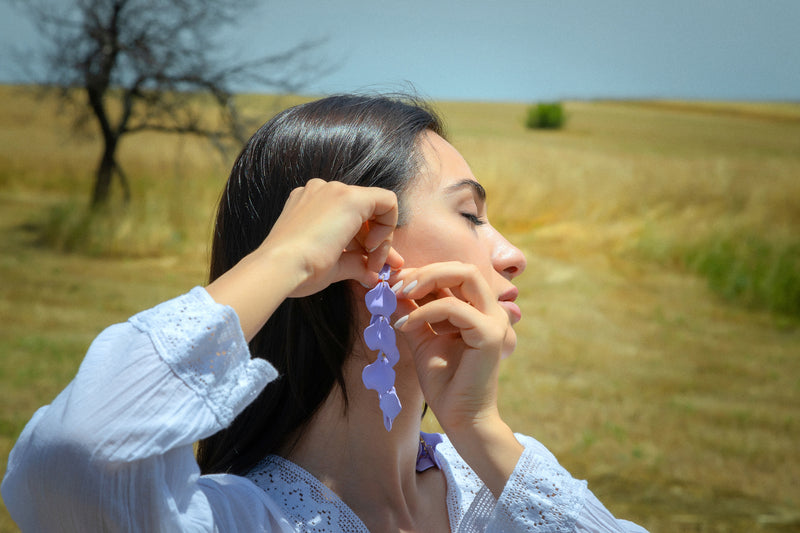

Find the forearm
[[206, 244, 306, 341]]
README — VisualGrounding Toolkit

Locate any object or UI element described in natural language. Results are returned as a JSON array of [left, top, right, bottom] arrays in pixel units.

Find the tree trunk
[[91, 136, 117, 208]]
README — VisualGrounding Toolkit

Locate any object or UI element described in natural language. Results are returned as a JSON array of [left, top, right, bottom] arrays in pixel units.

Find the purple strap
[[416, 432, 443, 472]]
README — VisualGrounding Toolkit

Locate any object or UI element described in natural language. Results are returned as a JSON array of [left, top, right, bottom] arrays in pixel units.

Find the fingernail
[[394, 314, 409, 329], [359, 280, 372, 289], [367, 240, 386, 253], [402, 279, 417, 295], [390, 280, 404, 293]]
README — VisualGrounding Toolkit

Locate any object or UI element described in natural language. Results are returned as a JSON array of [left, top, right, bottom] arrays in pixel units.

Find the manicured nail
[[402, 279, 418, 295], [394, 314, 409, 329], [359, 280, 371, 289], [367, 240, 386, 253], [390, 280, 404, 293]]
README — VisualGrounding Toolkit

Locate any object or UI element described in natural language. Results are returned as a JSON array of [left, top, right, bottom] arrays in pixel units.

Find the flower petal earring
[[362, 264, 402, 431]]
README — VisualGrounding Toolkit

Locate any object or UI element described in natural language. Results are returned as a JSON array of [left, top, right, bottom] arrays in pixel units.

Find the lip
[[498, 287, 522, 324]]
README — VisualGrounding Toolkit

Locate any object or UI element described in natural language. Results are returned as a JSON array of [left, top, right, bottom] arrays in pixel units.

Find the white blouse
[[2, 287, 648, 532]]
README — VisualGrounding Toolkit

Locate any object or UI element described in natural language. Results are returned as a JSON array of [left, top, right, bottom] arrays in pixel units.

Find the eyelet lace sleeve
[[438, 434, 648, 532], [489, 441, 587, 531], [2, 287, 282, 532], [496, 434, 649, 532], [129, 286, 276, 426]]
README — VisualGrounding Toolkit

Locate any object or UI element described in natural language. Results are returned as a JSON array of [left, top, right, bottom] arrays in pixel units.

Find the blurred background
[[1, 1, 798, 531]]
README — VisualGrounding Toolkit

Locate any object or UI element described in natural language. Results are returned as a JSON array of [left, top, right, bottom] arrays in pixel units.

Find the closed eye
[[461, 213, 486, 226]]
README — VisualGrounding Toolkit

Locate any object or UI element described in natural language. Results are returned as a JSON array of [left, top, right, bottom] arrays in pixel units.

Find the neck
[[283, 347, 433, 526]]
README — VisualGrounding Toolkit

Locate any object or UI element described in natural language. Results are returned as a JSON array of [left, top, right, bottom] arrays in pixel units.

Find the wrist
[[248, 241, 309, 295], [206, 243, 306, 341], [445, 414, 523, 499]]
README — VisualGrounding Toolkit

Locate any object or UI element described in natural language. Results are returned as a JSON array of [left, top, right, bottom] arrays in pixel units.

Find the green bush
[[525, 102, 566, 130], [637, 227, 800, 318], [684, 234, 800, 317]]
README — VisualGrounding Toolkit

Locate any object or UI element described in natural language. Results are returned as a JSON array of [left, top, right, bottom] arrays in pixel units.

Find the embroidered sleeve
[[2, 288, 280, 531], [129, 286, 276, 428], [443, 432, 648, 532], [487, 434, 648, 532], [489, 440, 587, 532]]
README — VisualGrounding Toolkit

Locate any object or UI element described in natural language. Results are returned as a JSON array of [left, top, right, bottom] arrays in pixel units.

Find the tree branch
[[9, 0, 333, 207]]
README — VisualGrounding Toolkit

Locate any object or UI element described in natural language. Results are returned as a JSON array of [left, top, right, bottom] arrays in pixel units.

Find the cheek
[[394, 219, 451, 267], [396, 224, 496, 286], [395, 214, 496, 288]]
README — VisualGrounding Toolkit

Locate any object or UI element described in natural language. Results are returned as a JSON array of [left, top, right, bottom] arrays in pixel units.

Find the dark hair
[[196, 94, 443, 475]]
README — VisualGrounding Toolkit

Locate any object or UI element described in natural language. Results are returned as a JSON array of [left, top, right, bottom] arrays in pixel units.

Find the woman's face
[[393, 132, 527, 335]]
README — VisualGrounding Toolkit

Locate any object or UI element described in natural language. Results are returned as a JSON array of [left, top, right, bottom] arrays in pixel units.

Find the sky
[[1, 0, 798, 102]]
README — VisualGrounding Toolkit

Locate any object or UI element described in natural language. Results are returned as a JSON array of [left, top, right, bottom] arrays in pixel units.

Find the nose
[[491, 230, 527, 280]]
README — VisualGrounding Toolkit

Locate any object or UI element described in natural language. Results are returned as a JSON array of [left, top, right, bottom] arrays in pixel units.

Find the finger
[[362, 224, 395, 255], [333, 251, 377, 287], [357, 190, 398, 252], [384, 246, 404, 271], [367, 238, 405, 274], [401, 296, 507, 351], [399, 263, 496, 313], [399, 297, 481, 330], [346, 222, 371, 252]]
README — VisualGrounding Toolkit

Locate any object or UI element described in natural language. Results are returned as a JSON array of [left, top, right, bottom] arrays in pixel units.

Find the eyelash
[[461, 213, 486, 226]]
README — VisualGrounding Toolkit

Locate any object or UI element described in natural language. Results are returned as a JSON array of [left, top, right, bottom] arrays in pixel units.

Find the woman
[[2, 95, 647, 532]]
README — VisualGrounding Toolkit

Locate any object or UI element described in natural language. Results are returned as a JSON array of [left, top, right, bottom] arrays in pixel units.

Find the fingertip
[[366, 241, 392, 273], [394, 314, 409, 330], [402, 279, 418, 296], [386, 246, 404, 269]]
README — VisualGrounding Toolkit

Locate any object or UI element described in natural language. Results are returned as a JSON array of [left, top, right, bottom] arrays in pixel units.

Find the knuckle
[[448, 262, 479, 278], [442, 297, 460, 312], [301, 179, 318, 192], [382, 189, 398, 204]]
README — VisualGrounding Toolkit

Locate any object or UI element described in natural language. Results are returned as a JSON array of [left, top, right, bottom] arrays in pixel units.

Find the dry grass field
[[1, 85, 799, 532]]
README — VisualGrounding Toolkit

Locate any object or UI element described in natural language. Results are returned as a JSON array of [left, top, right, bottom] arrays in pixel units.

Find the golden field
[[1, 85, 799, 532]]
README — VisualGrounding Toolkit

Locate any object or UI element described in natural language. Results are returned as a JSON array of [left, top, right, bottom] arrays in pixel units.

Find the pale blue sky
[[1, 0, 798, 101]]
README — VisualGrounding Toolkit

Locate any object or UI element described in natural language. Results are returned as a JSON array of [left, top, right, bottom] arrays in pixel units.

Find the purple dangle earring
[[362, 264, 402, 431]]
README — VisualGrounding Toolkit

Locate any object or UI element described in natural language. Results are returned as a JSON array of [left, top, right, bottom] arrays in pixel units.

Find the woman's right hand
[[206, 179, 404, 340], [262, 179, 404, 297]]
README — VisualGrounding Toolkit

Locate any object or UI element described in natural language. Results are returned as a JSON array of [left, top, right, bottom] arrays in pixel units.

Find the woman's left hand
[[393, 261, 515, 433], [393, 261, 523, 496]]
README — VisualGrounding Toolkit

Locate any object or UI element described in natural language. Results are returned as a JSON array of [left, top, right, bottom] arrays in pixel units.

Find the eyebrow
[[444, 179, 486, 202]]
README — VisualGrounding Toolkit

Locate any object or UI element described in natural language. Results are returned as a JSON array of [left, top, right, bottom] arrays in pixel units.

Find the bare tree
[[9, 0, 327, 207]]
